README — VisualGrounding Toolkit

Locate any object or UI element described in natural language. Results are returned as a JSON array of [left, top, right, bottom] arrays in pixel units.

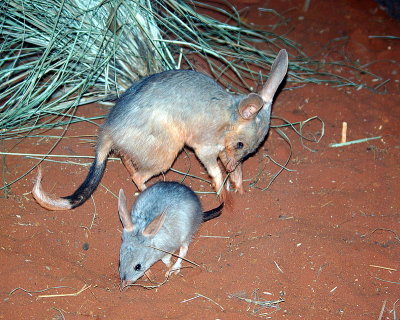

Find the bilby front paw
[[165, 268, 180, 277]]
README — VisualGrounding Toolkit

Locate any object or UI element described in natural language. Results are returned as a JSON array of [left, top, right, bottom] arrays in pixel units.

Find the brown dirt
[[1, 0, 399, 319]]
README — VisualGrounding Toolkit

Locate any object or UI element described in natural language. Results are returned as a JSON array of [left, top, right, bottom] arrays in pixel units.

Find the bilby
[[117, 181, 223, 288], [32, 49, 288, 210]]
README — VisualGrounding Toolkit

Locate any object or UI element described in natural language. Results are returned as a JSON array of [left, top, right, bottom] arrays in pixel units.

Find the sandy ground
[[1, 0, 399, 319]]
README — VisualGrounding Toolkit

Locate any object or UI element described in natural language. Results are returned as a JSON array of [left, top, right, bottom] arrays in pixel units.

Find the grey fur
[[118, 181, 222, 287], [32, 50, 288, 210]]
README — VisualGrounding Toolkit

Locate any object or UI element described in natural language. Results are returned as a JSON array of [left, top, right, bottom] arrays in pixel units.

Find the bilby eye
[[134, 264, 141, 271], [236, 142, 244, 149]]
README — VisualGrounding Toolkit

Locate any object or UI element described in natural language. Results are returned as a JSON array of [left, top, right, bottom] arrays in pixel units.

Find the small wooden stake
[[341, 121, 347, 143]]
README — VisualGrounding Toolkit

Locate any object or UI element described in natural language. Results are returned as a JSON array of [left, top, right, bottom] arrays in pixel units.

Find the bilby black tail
[[32, 133, 112, 211], [202, 202, 224, 222], [62, 157, 107, 208]]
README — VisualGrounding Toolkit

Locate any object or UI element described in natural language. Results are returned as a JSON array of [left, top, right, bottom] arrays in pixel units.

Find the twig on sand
[[393, 299, 399, 320], [37, 284, 91, 299], [123, 274, 171, 290], [329, 136, 381, 147], [9, 286, 76, 297], [229, 290, 284, 317], [274, 261, 284, 273], [89, 195, 97, 229], [375, 277, 400, 285], [369, 265, 397, 272], [181, 293, 224, 311], [378, 300, 386, 320]]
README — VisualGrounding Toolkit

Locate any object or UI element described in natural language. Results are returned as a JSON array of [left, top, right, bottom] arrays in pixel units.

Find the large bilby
[[33, 49, 288, 210]]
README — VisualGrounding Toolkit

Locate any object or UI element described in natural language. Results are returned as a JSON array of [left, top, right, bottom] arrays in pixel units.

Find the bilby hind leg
[[121, 154, 137, 178], [166, 244, 188, 276], [120, 154, 150, 191]]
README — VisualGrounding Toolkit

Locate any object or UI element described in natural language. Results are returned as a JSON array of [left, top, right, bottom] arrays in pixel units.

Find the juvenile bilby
[[33, 49, 288, 210], [118, 181, 223, 288]]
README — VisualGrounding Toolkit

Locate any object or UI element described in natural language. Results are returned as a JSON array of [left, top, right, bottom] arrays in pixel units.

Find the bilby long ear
[[238, 93, 264, 120], [259, 49, 288, 104], [142, 211, 167, 237], [118, 189, 134, 232]]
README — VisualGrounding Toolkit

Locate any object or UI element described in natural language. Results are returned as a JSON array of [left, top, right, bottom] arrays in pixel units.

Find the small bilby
[[32, 49, 288, 210], [118, 181, 223, 288]]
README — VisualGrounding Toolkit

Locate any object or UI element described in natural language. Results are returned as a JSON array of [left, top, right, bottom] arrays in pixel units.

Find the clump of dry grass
[[0, 0, 376, 139]]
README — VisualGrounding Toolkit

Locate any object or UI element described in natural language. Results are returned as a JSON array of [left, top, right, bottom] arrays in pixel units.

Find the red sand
[[1, 0, 399, 319]]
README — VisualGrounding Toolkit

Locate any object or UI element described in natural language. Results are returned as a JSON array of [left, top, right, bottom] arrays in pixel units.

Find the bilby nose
[[120, 279, 134, 290], [121, 280, 128, 289]]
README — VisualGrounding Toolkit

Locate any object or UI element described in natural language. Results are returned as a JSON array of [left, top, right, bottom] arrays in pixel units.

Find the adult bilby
[[32, 49, 288, 210]]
